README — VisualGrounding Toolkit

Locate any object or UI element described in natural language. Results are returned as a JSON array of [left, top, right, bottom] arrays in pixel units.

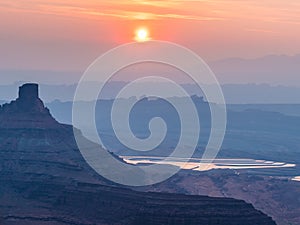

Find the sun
[[134, 28, 151, 42]]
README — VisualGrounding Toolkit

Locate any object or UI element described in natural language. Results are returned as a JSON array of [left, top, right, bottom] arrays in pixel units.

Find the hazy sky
[[0, 0, 300, 84]]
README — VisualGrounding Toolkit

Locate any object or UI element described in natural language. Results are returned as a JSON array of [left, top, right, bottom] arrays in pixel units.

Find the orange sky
[[0, 0, 300, 72]]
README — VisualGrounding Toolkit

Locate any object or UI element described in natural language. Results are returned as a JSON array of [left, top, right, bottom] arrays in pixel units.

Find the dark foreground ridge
[[0, 84, 276, 225]]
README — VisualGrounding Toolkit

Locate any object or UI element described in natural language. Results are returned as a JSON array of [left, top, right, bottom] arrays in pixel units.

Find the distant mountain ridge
[[1, 82, 300, 103], [0, 53, 300, 87], [210, 54, 300, 86], [0, 53, 300, 104]]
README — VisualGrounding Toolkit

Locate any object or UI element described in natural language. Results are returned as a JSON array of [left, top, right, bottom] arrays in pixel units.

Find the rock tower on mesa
[[19, 83, 39, 99], [0, 83, 59, 128]]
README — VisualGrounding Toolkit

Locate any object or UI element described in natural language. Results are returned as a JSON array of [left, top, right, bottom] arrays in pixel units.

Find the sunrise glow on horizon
[[0, 0, 300, 86]]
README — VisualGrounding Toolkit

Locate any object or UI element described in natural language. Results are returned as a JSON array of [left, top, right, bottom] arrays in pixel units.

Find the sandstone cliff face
[[0, 84, 276, 225]]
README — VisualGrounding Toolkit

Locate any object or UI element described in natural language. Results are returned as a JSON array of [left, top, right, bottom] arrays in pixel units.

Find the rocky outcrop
[[0, 84, 276, 225], [0, 83, 59, 128]]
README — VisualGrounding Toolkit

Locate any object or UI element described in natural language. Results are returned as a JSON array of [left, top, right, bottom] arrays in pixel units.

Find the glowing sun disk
[[135, 28, 150, 42]]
